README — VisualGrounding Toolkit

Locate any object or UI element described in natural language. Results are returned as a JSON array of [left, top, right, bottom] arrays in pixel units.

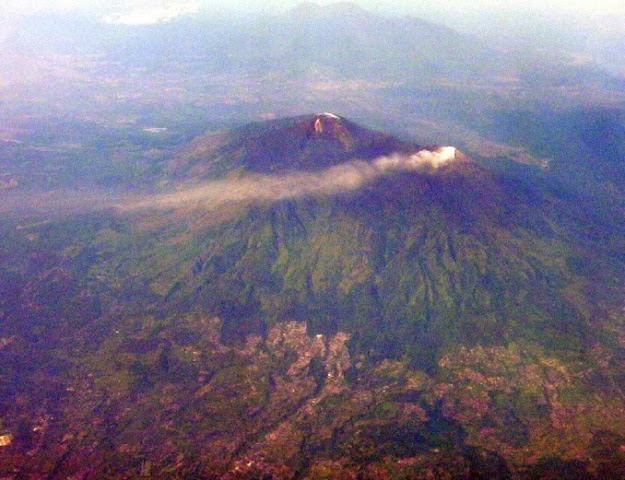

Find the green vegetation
[[1, 116, 624, 478]]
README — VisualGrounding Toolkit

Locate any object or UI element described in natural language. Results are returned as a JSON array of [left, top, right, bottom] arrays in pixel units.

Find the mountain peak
[[171, 114, 427, 178], [309, 112, 348, 137], [313, 112, 342, 126]]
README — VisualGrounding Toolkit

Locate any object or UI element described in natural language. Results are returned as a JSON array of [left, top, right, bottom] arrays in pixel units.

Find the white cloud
[[102, 1, 201, 25]]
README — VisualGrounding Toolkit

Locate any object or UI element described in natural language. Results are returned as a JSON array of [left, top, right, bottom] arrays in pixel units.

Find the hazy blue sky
[[1, 0, 624, 17]]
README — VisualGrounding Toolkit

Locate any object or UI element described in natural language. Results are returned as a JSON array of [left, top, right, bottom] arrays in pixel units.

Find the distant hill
[[4, 3, 505, 81]]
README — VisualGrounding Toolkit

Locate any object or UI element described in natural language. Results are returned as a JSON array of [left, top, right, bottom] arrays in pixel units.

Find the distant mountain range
[[0, 3, 516, 81]]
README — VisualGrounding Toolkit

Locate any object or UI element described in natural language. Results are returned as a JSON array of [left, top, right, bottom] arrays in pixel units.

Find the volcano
[[156, 116, 612, 368], [1, 115, 624, 479]]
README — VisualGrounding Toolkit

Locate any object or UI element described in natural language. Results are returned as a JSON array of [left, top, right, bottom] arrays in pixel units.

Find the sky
[[1, 0, 624, 18]]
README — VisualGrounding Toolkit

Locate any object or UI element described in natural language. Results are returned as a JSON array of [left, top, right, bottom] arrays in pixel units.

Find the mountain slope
[[157, 115, 621, 368], [0, 116, 624, 479], [169, 113, 423, 178]]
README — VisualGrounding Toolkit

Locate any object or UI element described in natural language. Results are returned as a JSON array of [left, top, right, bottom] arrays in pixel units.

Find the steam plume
[[120, 147, 459, 212], [1, 147, 459, 216]]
